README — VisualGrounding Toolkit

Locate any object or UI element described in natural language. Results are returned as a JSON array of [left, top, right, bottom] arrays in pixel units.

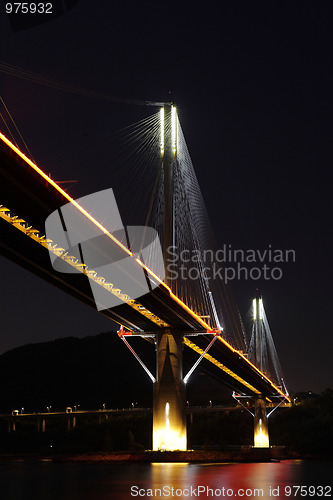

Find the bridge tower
[[253, 295, 269, 447], [153, 105, 187, 451]]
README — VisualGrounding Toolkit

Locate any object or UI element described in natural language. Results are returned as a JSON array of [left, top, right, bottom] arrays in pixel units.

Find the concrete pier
[[153, 330, 186, 450]]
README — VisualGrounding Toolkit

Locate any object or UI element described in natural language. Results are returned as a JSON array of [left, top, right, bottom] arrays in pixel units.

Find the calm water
[[0, 460, 332, 499]]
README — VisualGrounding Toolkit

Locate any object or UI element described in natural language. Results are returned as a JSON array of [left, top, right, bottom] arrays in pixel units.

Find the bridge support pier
[[66, 416, 76, 431], [153, 330, 186, 451], [8, 418, 15, 432], [254, 395, 269, 448], [36, 418, 46, 432]]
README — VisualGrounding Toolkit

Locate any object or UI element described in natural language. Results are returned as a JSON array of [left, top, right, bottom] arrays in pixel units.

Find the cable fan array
[[0, 95, 253, 355], [146, 111, 249, 352], [50, 108, 250, 352], [248, 303, 287, 391]]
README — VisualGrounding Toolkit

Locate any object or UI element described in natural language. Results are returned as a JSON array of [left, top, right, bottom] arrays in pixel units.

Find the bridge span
[[0, 106, 290, 450]]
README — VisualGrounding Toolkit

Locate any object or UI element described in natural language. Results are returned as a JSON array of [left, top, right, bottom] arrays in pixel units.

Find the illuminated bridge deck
[[0, 132, 289, 402]]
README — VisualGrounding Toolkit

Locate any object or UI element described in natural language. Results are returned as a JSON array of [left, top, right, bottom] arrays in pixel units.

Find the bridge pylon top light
[[160, 107, 165, 157], [253, 298, 257, 321], [253, 296, 263, 321], [160, 104, 177, 158], [171, 104, 177, 157]]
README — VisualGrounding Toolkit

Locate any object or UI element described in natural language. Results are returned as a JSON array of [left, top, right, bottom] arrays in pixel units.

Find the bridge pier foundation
[[36, 418, 46, 432], [8, 418, 15, 432], [254, 395, 269, 448], [66, 416, 76, 431], [153, 330, 186, 451]]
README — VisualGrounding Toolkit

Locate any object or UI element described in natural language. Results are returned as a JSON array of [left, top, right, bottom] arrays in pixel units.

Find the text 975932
[[5, 3, 53, 14]]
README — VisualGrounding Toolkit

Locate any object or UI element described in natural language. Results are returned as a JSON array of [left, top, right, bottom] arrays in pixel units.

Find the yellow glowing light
[[160, 107, 165, 157], [254, 424, 269, 448], [171, 105, 177, 156], [153, 401, 187, 451], [165, 402, 170, 441], [153, 426, 187, 451], [253, 298, 257, 320]]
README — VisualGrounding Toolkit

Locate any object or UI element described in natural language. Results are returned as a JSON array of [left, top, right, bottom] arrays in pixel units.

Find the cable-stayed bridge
[[0, 104, 290, 450]]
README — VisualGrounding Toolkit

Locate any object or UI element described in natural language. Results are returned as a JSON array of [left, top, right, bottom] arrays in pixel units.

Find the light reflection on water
[[0, 459, 331, 499]]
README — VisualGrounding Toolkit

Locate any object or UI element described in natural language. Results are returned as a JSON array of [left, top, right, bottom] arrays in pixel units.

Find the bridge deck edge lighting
[[184, 338, 261, 395], [0, 131, 212, 331], [0, 204, 169, 329], [0, 132, 289, 401], [215, 336, 290, 401], [0, 132, 132, 256], [1, 201, 288, 399]]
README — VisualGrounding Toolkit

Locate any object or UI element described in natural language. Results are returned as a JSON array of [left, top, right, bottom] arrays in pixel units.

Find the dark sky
[[0, 1, 332, 393]]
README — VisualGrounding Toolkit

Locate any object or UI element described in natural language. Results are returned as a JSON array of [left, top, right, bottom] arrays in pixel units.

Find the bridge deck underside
[[0, 139, 282, 399]]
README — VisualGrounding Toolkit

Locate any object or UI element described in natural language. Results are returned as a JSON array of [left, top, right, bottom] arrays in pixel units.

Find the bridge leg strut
[[254, 395, 269, 448], [153, 330, 186, 451]]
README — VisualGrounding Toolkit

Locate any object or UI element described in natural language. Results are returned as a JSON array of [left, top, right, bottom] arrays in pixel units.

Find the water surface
[[0, 459, 331, 499]]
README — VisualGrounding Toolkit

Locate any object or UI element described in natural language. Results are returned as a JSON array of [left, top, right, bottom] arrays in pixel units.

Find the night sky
[[0, 1, 332, 394]]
